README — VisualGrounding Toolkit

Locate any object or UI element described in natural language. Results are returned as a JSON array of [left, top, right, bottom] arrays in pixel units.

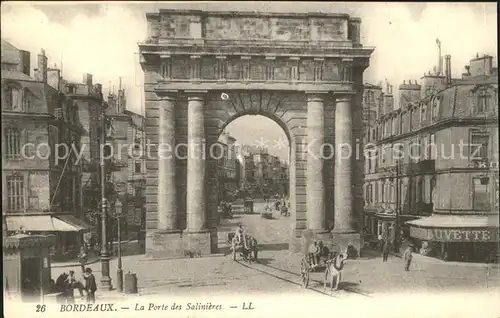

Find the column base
[[145, 230, 183, 259], [182, 230, 212, 256], [331, 232, 362, 259]]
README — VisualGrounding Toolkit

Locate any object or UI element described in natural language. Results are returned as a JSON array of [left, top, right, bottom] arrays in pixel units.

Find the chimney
[[83, 74, 93, 94], [445, 55, 452, 85], [34, 49, 48, 83], [107, 93, 116, 110]]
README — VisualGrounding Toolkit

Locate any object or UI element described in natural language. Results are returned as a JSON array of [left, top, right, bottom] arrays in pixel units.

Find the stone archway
[[139, 9, 373, 258]]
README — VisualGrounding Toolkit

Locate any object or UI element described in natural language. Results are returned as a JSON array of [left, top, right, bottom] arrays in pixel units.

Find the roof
[[1, 39, 20, 65], [6, 215, 92, 232], [1, 70, 36, 81]]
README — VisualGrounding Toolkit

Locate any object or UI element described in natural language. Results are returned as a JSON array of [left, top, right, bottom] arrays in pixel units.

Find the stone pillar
[[158, 95, 178, 232], [302, 92, 331, 250], [306, 93, 326, 232], [184, 92, 211, 255], [332, 93, 361, 256], [146, 94, 183, 258]]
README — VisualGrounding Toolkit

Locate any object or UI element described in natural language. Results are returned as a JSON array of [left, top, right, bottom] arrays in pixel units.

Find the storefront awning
[[407, 214, 499, 242], [406, 214, 498, 228], [6, 215, 92, 233]]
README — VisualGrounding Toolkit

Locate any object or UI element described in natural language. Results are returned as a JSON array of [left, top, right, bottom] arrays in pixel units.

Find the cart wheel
[[301, 258, 310, 288]]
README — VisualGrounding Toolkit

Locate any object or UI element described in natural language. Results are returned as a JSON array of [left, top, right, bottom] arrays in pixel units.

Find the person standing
[[382, 241, 390, 262], [83, 268, 97, 303], [78, 246, 88, 272], [403, 246, 413, 271]]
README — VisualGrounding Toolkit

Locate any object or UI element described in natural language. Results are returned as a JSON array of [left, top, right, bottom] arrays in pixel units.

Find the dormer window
[[23, 88, 33, 111], [4, 84, 22, 111], [477, 89, 489, 113], [67, 85, 75, 94], [432, 96, 440, 119], [420, 104, 427, 125]]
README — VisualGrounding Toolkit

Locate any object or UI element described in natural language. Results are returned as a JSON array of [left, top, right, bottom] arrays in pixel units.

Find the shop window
[[7, 175, 25, 211], [473, 177, 490, 210]]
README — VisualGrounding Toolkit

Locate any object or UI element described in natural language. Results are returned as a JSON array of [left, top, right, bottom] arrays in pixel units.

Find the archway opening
[[215, 114, 292, 256]]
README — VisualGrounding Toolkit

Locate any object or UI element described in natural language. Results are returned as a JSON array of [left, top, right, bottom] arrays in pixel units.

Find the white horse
[[323, 250, 348, 293]]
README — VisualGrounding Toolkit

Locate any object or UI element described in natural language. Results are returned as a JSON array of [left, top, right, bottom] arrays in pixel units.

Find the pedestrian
[[66, 270, 85, 299], [83, 268, 97, 303], [78, 246, 88, 272], [382, 241, 390, 262], [403, 245, 413, 271]]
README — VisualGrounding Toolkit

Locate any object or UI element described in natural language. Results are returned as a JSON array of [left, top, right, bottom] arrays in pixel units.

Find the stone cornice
[[155, 81, 354, 92], [139, 42, 374, 59], [151, 9, 353, 19]]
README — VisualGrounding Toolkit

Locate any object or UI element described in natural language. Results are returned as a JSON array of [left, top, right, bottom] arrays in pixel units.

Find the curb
[[51, 258, 100, 268]]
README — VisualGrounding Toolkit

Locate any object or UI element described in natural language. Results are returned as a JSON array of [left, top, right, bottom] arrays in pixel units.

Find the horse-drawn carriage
[[300, 250, 348, 292], [244, 200, 254, 214], [228, 232, 258, 262]]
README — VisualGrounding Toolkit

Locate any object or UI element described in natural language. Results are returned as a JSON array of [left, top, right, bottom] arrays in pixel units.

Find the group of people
[[52, 267, 97, 303], [308, 240, 325, 266], [381, 241, 414, 271]]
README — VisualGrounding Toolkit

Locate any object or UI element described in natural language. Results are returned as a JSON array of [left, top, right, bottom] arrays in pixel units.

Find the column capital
[[184, 90, 207, 101], [154, 89, 178, 100], [334, 91, 356, 103], [305, 91, 330, 102]]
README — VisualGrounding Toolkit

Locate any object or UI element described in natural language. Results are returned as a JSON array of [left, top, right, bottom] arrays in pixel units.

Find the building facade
[[363, 53, 499, 262], [2, 40, 90, 257]]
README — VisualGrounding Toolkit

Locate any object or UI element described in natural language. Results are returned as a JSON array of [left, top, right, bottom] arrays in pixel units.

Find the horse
[[323, 250, 348, 293]]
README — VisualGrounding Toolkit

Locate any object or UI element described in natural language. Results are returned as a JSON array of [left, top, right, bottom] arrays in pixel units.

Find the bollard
[[124, 272, 138, 294]]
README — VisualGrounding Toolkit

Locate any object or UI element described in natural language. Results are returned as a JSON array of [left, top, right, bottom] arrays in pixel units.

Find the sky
[[1, 2, 497, 161]]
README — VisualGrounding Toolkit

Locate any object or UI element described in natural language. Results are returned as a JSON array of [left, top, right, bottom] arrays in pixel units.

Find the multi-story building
[[217, 132, 239, 202], [364, 52, 499, 262], [2, 40, 91, 257]]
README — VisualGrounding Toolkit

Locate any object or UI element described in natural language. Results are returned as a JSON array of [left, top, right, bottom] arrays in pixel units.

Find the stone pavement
[[50, 208, 500, 301]]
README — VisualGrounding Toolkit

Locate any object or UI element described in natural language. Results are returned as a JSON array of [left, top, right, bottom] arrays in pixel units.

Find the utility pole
[[100, 97, 112, 290]]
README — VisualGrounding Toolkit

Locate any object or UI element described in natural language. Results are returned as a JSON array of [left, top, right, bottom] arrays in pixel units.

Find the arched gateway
[[139, 9, 374, 258]]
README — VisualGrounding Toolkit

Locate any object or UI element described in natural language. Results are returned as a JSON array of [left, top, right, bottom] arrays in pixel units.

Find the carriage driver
[[308, 240, 323, 266], [234, 224, 248, 250]]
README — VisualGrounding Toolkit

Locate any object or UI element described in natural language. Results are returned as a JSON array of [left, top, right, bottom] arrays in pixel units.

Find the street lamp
[[100, 103, 112, 291], [114, 198, 124, 292], [388, 159, 401, 253]]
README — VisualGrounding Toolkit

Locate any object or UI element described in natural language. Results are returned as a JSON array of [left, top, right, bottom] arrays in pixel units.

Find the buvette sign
[[410, 227, 499, 242]]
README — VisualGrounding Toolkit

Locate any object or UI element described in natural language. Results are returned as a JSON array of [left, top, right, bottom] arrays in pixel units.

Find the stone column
[[147, 93, 183, 259], [184, 92, 211, 255], [186, 93, 206, 232], [306, 93, 326, 231], [333, 94, 355, 233], [332, 93, 361, 256], [157, 95, 177, 232]]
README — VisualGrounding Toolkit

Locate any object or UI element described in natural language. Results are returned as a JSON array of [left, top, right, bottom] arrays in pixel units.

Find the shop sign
[[425, 228, 499, 242]]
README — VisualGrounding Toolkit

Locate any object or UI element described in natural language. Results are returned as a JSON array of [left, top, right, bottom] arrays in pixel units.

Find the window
[[473, 177, 490, 210], [477, 90, 489, 113], [23, 88, 32, 111], [4, 86, 22, 111], [432, 96, 440, 119], [470, 132, 489, 163], [420, 104, 427, 125], [426, 134, 436, 160], [7, 175, 24, 211], [4, 128, 21, 158], [135, 162, 142, 173], [377, 221, 383, 236]]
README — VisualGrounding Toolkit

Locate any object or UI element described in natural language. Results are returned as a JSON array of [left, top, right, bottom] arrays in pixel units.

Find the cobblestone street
[[51, 202, 500, 302]]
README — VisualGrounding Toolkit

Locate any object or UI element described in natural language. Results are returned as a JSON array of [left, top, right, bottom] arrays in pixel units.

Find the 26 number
[[36, 305, 46, 313]]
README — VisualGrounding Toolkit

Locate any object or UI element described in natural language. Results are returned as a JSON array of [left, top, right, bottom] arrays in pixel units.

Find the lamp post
[[100, 102, 112, 290], [114, 198, 124, 292], [388, 159, 401, 253]]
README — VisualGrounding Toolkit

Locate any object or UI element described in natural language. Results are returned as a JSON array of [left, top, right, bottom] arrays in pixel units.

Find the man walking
[[83, 268, 97, 303], [382, 241, 390, 262], [403, 245, 413, 271]]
